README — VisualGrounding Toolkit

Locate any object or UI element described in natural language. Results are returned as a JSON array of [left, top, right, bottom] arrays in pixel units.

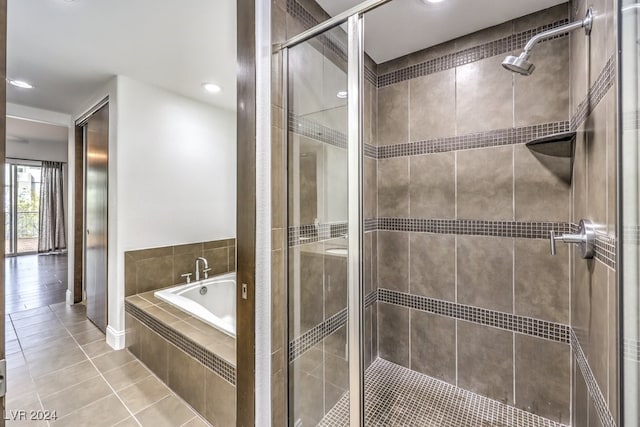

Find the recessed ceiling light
[[336, 91, 348, 99], [202, 82, 221, 93], [8, 80, 34, 89]]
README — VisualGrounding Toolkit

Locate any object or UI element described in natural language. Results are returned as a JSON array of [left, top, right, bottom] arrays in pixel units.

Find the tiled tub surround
[[124, 238, 236, 297], [125, 291, 236, 426]]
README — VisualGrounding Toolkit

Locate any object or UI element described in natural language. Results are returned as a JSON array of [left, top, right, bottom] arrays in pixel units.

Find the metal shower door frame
[[279, 1, 391, 424]]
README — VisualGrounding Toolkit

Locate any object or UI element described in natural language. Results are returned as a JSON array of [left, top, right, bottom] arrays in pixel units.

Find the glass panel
[[15, 165, 41, 254], [287, 25, 350, 426], [5, 164, 13, 254], [620, 0, 640, 424]]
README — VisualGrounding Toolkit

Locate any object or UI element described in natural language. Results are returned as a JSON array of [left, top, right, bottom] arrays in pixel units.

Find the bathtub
[[154, 272, 236, 337]]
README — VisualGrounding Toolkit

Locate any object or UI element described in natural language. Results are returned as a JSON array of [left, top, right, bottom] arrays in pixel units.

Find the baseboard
[[65, 289, 74, 306], [106, 325, 126, 350]]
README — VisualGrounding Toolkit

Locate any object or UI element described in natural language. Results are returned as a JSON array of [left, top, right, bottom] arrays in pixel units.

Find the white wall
[[117, 76, 236, 250], [71, 75, 236, 349], [7, 139, 68, 163]]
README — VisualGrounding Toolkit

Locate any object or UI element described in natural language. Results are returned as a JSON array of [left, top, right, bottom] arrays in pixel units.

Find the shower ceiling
[[315, 0, 568, 63]]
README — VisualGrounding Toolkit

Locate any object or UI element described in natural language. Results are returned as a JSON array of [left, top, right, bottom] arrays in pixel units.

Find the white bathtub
[[154, 272, 236, 337]]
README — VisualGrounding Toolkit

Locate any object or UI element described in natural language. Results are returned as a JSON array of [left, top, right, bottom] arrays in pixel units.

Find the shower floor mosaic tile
[[319, 358, 568, 427]]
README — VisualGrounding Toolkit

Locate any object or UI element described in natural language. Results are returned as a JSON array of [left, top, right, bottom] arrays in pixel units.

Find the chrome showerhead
[[501, 53, 535, 76], [502, 8, 593, 77]]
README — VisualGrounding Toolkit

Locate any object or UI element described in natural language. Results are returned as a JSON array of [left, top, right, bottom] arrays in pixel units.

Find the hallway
[[5, 254, 67, 314]]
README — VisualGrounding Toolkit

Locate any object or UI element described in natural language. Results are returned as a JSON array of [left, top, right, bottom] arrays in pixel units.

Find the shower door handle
[[549, 219, 595, 259]]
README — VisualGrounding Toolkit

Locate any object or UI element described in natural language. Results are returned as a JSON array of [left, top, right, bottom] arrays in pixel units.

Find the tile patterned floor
[[319, 358, 569, 427], [5, 302, 212, 427], [5, 254, 68, 314]]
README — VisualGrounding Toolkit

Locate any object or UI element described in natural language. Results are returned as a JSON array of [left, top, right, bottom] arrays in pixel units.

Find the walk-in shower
[[274, 0, 623, 425], [502, 7, 593, 76]]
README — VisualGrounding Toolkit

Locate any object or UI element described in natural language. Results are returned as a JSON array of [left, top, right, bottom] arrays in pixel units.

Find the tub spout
[[194, 257, 209, 281]]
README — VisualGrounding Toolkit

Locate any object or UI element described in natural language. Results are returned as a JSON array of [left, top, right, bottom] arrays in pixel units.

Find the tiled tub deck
[[125, 291, 236, 426]]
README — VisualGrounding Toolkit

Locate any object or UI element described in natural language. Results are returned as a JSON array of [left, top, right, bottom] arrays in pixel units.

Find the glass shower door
[[620, 0, 640, 424], [286, 25, 352, 426]]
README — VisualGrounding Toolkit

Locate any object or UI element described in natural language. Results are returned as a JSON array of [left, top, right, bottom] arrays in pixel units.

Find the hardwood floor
[[5, 254, 68, 314]]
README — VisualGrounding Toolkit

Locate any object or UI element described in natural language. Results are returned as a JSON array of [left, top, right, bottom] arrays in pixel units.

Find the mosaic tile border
[[571, 56, 616, 130], [288, 291, 377, 362], [571, 330, 616, 427], [289, 287, 570, 362], [288, 221, 348, 246], [377, 19, 569, 88], [378, 288, 570, 344], [290, 219, 576, 247], [594, 232, 616, 269], [288, 112, 378, 159], [125, 301, 237, 386], [377, 218, 574, 240], [377, 121, 571, 158], [319, 358, 568, 427], [623, 337, 640, 362], [286, 0, 377, 85]]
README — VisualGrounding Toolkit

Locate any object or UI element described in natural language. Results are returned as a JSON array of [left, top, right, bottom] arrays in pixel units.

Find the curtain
[[38, 161, 67, 252]]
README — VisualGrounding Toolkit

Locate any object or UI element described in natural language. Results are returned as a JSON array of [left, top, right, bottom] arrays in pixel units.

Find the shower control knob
[[181, 273, 192, 284], [549, 219, 595, 259]]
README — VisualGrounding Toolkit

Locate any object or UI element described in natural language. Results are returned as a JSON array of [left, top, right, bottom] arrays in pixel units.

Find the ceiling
[[7, 0, 236, 114], [316, 0, 567, 63], [7, 116, 68, 145]]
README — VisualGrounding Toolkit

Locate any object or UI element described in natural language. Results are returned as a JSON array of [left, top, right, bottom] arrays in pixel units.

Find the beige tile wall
[[375, 4, 573, 424], [124, 239, 236, 297]]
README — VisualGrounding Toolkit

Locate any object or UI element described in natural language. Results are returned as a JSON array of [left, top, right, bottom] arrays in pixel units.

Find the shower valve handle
[[549, 219, 595, 259], [181, 273, 192, 284]]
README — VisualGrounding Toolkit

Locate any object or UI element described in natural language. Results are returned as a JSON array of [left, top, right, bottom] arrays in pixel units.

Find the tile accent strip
[[377, 121, 570, 159], [378, 121, 569, 159], [377, 218, 574, 240], [288, 111, 378, 159], [571, 330, 616, 427], [378, 288, 570, 344], [289, 288, 571, 362], [623, 337, 640, 362], [286, 0, 377, 85], [125, 301, 237, 386], [377, 19, 569, 88], [288, 291, 377, 362], [288, 221, 348, 247], [571, 56, 616, 130], [594, 232, 616, 269]]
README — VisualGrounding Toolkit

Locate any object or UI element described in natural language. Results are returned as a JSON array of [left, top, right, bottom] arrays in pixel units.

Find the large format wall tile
[[409, 152, 455, 218], [457, 146, 514, 220], [409, 69, 456, 141], [457, 235, 513, 313], [456, 55, 514, 134], [514, 37, 570, 127], [514, 239, 570, 323], [378, 82, 408, 146], [378, 157, 409, 218], [457, 321, 514, 404], [515, 335, 570, 424], [409, 233, 455, 301], [514, 144, 571, 222], [378, 302, 410, 368], [377, 231, 409, 292], [410, 311, 456, 383]]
